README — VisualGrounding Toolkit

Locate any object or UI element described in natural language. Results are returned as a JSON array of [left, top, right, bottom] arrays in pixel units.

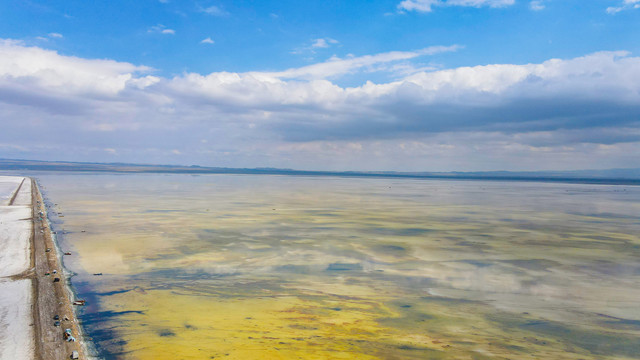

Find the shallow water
[[35, 173, 640, 359]]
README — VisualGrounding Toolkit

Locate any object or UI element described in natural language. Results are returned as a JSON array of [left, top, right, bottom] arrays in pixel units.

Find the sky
[[0, 0, 639, 171]]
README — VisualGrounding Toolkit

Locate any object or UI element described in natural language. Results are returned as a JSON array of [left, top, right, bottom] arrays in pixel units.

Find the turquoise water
[[33, 173, 640, 359]]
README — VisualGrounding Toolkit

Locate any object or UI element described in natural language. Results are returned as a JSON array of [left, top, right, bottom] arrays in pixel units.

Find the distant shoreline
[[1, 159, 639, 186]]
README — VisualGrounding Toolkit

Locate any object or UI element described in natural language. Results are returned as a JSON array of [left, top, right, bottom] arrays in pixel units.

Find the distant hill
[[1, 158, 639, 185]]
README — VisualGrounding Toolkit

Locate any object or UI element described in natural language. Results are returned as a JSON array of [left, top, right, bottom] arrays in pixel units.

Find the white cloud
[[1, 40, 638, 119], [277, 45, 460, 80], [35, 33, 65, 42], [398, 0, 514, 12], [292, 38, 340, 56], [148, 24, 175, 35], [201, 37, 215, 44], [311, 38, 339, 49], [0, 39, 157, 97], [529, 1, 545, 11], [607, 0, 640, 13], [200, 5, 229, 16], [1, 39, 640, 170]]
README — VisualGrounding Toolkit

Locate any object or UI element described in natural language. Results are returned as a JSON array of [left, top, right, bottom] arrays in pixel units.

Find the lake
[[35, 173, 640, 359]]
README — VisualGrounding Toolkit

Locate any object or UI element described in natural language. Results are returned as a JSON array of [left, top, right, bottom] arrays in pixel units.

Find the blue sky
[[5, 0, 639, 76], [0, 0, 639, 171]]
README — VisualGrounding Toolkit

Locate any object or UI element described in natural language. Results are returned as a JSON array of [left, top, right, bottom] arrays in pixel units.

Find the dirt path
[[31, 179, 87, 360]]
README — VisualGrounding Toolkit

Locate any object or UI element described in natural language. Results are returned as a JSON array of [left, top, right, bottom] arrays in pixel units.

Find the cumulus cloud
[[398, 0, 515, 12], [607, 0, 640, 14], [201, 37, 215, 44], [0, 40, 157, 97], [48, 33, 63, 38], [0, 39, 639, 170]]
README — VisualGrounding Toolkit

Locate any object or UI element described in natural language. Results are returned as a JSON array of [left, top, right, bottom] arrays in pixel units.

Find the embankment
[[31, 179, 88, 360]]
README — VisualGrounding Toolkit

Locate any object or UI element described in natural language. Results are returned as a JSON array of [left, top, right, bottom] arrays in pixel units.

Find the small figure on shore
[[63, 329, 76, 342]]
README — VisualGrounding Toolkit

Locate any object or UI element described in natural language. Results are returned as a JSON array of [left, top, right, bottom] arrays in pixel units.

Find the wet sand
[[31, 179, 87, 360]]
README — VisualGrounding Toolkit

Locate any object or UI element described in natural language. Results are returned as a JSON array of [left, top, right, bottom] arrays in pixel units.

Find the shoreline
[[31, 178, 89, 360]]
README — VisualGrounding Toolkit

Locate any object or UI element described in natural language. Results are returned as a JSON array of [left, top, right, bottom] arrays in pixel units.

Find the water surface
[[36, 174, 640, 359]]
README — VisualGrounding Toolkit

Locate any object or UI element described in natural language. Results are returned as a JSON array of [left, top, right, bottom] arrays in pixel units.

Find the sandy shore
[[0, 176, 87, 360]]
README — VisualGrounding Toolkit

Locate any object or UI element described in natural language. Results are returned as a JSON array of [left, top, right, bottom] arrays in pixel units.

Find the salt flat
[[0, 280, 34, 360], [0, 176, 23, 206], [11, 177, 31, 206], [0, 176, 32, 278], [0, 176, 34, 360], [0, 206, 32, 277]]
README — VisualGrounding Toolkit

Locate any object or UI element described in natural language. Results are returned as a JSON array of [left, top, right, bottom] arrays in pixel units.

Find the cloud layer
[[1, 39, 639, 170]]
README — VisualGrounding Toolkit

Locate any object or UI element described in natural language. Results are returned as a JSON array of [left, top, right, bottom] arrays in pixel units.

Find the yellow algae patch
[[103, 288, 403, 360]]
